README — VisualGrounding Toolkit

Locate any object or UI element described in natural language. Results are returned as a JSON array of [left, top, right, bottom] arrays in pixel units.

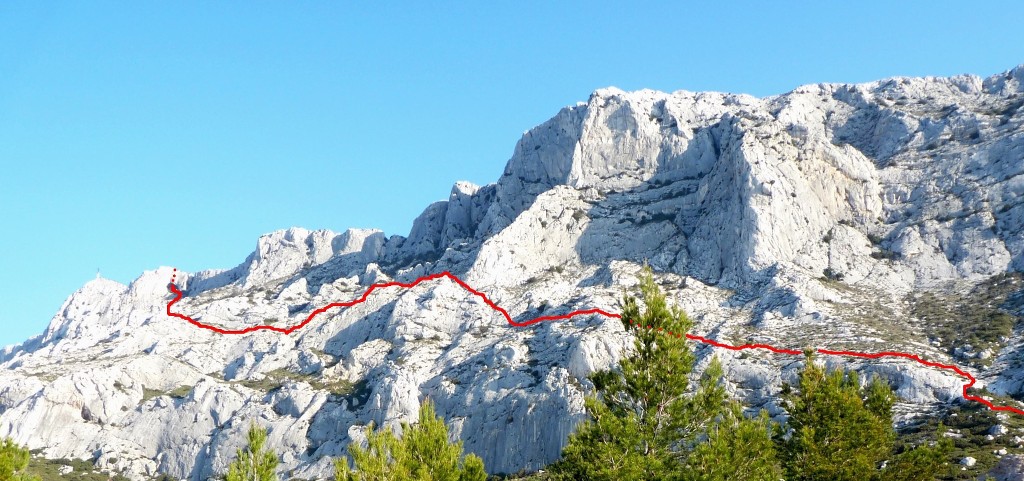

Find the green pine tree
[[226, 424, 279, 481], [335, 399, 486, 481], [782, 353, 951, 481], [0, 438, 38, 481], [550, 268, 729, 480], [782, 354, 895, 480], [335, 422, 409, 481], [458, 454, 486, 481], [680, 403, 783, 481]]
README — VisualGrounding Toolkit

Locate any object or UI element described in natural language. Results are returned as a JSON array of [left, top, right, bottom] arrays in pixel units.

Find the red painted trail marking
[[166, 268, 1024, 416]]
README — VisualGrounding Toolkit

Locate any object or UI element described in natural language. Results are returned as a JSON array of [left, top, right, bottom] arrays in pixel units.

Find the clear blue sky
[[1, 1, 1021, 348]]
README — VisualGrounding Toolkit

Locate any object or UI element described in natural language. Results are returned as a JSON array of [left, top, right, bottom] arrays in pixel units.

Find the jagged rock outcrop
[[2, 65, 1024, 480]]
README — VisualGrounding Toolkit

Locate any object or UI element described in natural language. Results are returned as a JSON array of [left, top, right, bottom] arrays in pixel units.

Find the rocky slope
[[2, 65, 1024, 480]]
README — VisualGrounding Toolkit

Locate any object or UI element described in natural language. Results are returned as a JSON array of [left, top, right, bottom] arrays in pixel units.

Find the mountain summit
[[3, 65, 1024, 480]]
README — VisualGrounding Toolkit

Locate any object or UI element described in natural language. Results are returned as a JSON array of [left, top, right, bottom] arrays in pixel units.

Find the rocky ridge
[[1, 65, 1024, 479]]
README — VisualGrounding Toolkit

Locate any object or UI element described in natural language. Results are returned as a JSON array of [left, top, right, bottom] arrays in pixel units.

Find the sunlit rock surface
[[2, 65, 1024, 479]]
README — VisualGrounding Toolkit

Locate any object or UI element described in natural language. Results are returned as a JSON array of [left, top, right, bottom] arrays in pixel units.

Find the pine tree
[[550, 268, 728, 480], [0, 438, 38, 481], [335, 422, 409, 481], [782, 354, 894, 480], [458, 455, 486, 481], [782, 353, 951, 481], [680, 403, 783, 481], [335, 399, 486, 481], [226, 424, 279, 481]]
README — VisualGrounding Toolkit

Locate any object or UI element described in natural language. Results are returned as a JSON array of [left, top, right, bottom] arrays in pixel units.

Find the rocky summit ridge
[[2, 65, 1024, 480]]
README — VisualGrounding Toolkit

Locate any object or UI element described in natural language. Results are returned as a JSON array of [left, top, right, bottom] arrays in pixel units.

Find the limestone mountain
[[2, 65, 1024, 480]]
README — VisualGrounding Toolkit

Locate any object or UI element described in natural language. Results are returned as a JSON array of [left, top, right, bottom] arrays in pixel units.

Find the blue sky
[[1, 1, 1022, 348]]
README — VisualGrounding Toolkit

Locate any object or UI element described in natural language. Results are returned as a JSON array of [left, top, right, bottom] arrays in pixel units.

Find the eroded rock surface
[[2, 65, 1024, 480]]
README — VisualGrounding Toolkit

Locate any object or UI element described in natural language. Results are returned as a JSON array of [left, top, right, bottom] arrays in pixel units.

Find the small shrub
[[871, 249, 898, 261], [823, 267, 845, 282]]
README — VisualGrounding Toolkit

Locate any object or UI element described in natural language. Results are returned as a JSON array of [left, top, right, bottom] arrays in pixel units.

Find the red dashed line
[[166, 269, 1024, 416]]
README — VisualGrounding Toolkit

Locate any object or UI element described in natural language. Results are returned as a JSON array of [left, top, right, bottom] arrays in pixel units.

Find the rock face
[[2, 66, 1024, 480]]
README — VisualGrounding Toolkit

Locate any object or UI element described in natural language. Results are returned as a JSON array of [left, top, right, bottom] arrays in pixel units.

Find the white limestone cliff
[[1, 65, 1024, 480]]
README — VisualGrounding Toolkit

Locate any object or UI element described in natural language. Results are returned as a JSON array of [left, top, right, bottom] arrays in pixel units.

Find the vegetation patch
[[908, 272, 1024, 366], [26, 455, 131, 481], [898, 391, 1024, 480], [822, 267, 845, 282], [167, 385, 193, 399], [870, 248, 899, 260], [31, 373, 59, 383], [236, 368, 359, 396], [141, 385, 194, 403]]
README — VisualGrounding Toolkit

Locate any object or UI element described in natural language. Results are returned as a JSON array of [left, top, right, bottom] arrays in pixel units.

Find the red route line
[[166, 268, 1024, 416]]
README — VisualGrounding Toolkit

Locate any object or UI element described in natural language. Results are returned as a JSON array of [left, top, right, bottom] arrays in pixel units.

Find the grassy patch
[[237, 369, 289, 392], [237, 368, 359, 396], [26, 456, 131, 481], [141, 388, 164, 403], [167, 385, 193, 399], [32, 373, 59, 383], [336, 379, 372, 405], [908, 272, 1023, 365], [141, 385, 193, 403]]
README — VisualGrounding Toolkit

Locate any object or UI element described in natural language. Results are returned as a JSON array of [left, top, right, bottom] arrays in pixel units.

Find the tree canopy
[[780, 353, 951, 481], [547, 267, 952, 481], [551, 268, 780, 480], [226, 424, 279, 481], [335, 399, 486, 481], [0, 438, 38, 481]]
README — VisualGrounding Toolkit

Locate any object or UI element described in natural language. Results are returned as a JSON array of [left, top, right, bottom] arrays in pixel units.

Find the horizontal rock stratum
[[2, 65, 1024, 480]]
